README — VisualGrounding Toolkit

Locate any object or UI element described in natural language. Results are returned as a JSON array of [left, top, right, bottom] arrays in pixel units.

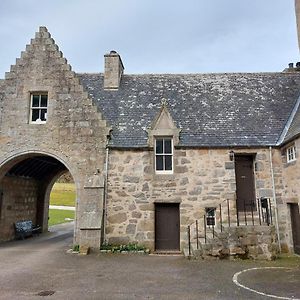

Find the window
[[287, 145, 296, 163], [30, 93, 48, 124], [205, 207, 216, 226], [155, 137, 173, 173]]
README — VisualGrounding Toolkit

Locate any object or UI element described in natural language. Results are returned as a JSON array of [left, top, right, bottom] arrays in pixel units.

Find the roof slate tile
[[77, 73, 300, 148]]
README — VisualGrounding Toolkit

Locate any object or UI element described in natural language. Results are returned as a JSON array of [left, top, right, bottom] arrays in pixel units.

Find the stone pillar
[[296, 0, 300, 51], [76, 174, 105, 249]]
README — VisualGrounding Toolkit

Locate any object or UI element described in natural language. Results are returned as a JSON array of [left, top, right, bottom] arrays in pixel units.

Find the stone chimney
[[104, 50, 124, 90], [283, 62, 300, 72]]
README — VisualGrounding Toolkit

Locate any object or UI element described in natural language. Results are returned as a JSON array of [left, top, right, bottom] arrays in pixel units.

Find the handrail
[[187, 197, 274, 252]]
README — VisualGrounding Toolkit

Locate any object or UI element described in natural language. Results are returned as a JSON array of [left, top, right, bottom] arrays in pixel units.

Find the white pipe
[[269, 146, 281, 252]]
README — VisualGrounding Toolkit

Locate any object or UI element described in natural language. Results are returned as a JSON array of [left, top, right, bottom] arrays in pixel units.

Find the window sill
[[155, 171, 173, 175], [287, 159, 297, 164], [30, 121, 47, 125]]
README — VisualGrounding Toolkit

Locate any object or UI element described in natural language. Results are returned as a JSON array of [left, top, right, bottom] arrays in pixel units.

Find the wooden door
[[290, 204, 300, 255], [155, 203, 180, 251], [235, 155, 256, 212]]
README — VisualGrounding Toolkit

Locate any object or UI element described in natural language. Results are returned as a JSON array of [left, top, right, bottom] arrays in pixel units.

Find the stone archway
[[0, 152, 77, 242]]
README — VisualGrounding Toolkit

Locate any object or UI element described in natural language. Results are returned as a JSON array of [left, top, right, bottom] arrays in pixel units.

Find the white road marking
[[232, 267, 300, 300]]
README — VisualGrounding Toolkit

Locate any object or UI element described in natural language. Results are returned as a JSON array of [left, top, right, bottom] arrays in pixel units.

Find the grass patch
[[48, 209, 75, 226], [50, 183, 76, 207]]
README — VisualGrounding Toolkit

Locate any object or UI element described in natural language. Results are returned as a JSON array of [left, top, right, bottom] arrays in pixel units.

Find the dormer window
[[155, 137, 173, 173], [30, 93, 48, 124], [287, 145, 296, 163]]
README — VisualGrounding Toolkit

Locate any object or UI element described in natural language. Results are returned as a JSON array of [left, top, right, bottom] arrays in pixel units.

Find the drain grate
[[36, 290, 55, 297]]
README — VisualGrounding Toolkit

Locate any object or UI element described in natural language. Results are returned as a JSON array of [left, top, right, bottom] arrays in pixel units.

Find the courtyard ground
[[0, 223, 299, 300]]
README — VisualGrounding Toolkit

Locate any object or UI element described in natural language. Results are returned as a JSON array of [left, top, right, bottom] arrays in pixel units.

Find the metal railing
[[187, 197, 273, 256]]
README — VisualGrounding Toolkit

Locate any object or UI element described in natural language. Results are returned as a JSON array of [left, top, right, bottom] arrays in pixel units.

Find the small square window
[[286, 145, 296, 163], [206, 207, 216, 226], [155, 138, 173, 173], [30, 93, 48, 124]]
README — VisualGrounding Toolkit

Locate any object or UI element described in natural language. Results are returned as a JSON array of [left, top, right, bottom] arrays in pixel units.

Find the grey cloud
[[0, 0, 298, 77]]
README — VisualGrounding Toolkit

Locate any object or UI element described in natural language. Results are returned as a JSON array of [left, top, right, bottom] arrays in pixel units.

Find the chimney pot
[[289, 62, 294, 68]]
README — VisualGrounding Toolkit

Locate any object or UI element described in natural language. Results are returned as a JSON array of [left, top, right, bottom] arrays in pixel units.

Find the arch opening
[[0, 154, 76, 242]]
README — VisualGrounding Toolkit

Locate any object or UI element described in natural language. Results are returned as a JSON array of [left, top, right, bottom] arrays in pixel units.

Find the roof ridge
[[77, 72, 299, 77]]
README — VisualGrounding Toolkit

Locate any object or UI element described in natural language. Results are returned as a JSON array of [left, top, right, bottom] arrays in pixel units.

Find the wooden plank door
[[235, 155, 256, 212], [290, 204, 300, 255], [155, 203, 180, 251]]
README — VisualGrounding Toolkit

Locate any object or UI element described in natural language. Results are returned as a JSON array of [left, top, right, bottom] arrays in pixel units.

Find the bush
[[73, 244, 79, 252]]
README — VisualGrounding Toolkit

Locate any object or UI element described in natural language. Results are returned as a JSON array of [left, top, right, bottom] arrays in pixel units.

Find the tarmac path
[[0, 222, 299, 300]]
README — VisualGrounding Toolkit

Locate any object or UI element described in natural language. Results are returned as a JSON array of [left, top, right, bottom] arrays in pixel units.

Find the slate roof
[[78, 73, 300, 148], [284, 104, 300, 143]]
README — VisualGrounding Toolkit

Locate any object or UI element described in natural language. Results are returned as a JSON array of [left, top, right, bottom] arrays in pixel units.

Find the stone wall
[[0, 27, 109, 248], [0, 176, 39, 241], [274, 138, 300, 252], [106, 147, 275, 250], [281, 138, 300, 204], [196, 226, 278, 260]]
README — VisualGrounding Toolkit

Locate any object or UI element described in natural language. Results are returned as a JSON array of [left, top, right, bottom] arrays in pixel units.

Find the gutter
[[276, 93, 300, 146], [269, 146, 281, 252]]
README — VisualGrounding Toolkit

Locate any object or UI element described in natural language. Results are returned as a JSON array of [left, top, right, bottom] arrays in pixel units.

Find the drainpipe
[[269, 146, 281, 252], [102, 145, 109, 244]]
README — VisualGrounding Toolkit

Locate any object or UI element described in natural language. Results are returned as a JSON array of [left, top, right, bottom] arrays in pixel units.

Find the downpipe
[[101, 146, 109, 244], [269, 146, 281, 253]]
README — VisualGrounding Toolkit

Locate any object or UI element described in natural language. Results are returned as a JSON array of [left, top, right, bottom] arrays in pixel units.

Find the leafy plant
[[73, 244, 79, 252], [100, 242, 146, 253]]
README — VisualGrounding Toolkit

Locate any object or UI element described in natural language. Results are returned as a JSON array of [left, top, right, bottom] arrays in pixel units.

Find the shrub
[[100, 242, 146, 253], [73, 244, 80, 252]]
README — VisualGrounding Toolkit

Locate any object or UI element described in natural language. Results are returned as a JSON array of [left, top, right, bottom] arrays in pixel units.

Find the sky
[[0, 0, 299, 77]]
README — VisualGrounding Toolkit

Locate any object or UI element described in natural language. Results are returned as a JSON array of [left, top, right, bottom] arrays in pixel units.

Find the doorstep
[[151, 250, 183, 256]]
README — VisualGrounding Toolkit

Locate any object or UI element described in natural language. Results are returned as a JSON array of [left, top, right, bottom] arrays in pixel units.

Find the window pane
[[41, 95, 48, 107], [32, 109, 39, 122], [156, 156, 163, 170], [32, 95, 39, 107], [156, 139, 163, 154], [40, 109, 47, 121], [165, 155, 172, 170], [164, 139, 172, 154]]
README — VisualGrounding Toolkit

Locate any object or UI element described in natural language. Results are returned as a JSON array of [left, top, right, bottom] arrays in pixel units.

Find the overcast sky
[[0, 0, 298, 77]]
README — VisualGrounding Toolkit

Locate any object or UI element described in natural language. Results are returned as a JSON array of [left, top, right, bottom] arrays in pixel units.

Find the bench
[[14, 220, 41, 240]]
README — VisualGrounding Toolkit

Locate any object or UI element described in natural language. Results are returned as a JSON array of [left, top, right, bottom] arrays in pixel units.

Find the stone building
[[0, 9, 299, 257]]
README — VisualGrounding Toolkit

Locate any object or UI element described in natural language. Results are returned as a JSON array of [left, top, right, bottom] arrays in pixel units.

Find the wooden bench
[[14, 220, 41, 240]]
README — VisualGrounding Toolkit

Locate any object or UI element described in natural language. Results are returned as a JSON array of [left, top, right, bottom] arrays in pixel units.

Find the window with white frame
[[287, 145, 296, 163], [155, 137, 173, 173], [30, 93, 48, 124]]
